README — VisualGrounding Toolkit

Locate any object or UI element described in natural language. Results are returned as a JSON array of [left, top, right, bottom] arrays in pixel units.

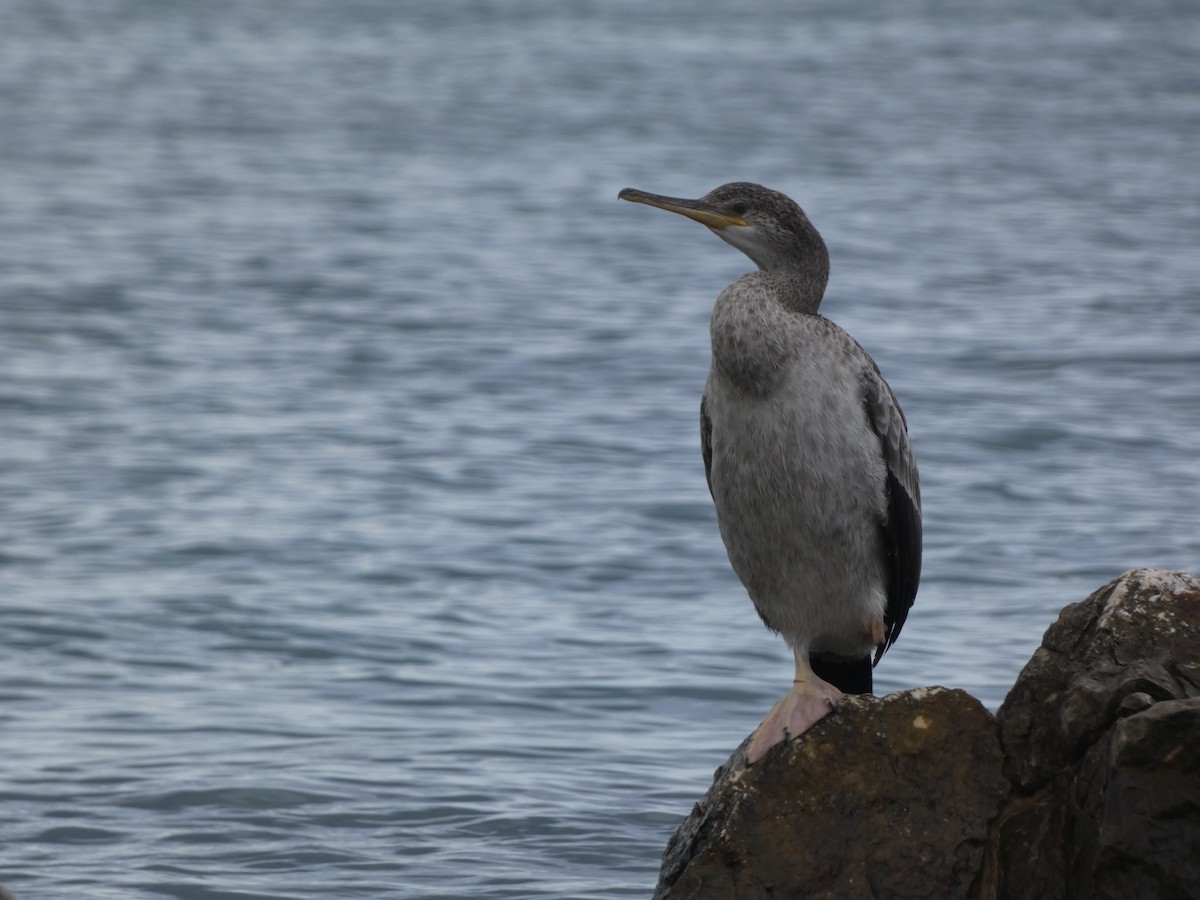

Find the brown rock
[[984, 568, 1200, 900], [653, 569, 1200, 900], [654, 687, 1007, 900]]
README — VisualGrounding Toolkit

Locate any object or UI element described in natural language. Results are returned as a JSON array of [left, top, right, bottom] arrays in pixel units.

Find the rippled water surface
[[2, 1, 1199, 897]]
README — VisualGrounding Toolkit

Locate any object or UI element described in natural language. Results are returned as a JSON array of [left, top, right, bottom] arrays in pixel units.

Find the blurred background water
[[1, 1, 1198, 897]]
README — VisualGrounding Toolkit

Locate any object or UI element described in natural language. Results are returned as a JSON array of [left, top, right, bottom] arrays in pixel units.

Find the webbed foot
[[745, 676, 843, 764]]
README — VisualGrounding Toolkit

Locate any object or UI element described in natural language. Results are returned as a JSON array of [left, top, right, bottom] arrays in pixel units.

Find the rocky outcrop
[[983, 568, 1200, 900], [653, 569, 1200, 900], [654, 688, 1007, 900]]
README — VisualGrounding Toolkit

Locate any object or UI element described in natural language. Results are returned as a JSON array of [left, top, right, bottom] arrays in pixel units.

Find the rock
[[653, 569, 1200, 900], [983, 568, 1200, 900], [653, 687, 1008, 900]]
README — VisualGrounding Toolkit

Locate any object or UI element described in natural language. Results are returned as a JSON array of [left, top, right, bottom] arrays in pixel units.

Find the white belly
[[705, 357, 888, 656]]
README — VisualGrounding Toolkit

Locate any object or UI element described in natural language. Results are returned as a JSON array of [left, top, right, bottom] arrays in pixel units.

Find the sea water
[[1, 1, 1198, 897]]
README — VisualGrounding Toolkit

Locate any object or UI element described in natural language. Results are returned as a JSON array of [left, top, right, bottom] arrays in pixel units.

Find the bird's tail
[[810, 654, 872, 694]]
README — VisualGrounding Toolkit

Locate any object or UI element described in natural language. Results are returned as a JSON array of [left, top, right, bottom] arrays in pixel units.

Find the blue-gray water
[[2, 1, 1198, 897]]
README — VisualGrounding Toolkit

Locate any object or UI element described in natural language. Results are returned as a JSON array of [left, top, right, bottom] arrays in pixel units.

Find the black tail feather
[[811, 654, 873, 695]]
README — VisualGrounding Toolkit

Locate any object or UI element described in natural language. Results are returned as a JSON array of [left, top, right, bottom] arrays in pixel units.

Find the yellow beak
[[618, 188, 748, 231]]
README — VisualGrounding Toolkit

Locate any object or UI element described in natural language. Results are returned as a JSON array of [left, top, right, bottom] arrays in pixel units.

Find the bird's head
[[618, 182, 829, 283]]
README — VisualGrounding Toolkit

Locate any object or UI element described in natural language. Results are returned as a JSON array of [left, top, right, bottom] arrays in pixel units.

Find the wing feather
[[863, 363, 922, 665], [700, 393, 714, 499]]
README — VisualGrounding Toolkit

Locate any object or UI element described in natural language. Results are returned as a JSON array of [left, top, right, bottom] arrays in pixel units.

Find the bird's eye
[[730, 202, 749, 216]]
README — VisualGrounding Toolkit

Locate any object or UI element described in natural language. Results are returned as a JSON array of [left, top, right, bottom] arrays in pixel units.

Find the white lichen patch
[[1097, 569, 1200, 630], [906, 686, 945, 702]]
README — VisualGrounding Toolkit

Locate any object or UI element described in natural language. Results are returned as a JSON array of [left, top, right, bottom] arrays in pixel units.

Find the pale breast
[[704, 315, 889, 651]]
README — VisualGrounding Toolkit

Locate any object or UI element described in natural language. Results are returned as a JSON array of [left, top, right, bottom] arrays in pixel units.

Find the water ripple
[[1, 1, 1199, 898]]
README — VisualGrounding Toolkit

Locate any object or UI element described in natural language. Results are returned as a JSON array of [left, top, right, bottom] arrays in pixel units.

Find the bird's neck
[[710, 272, 818, 395], [756, 267, 826, 316]]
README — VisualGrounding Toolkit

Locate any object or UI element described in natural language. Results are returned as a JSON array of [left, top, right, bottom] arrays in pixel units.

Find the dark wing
[[700, 392, 714, 499], [863, 362, 922, 666]]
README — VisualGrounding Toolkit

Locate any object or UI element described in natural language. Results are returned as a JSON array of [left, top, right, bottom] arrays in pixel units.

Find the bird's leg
[[745, 648, 843, 765]]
